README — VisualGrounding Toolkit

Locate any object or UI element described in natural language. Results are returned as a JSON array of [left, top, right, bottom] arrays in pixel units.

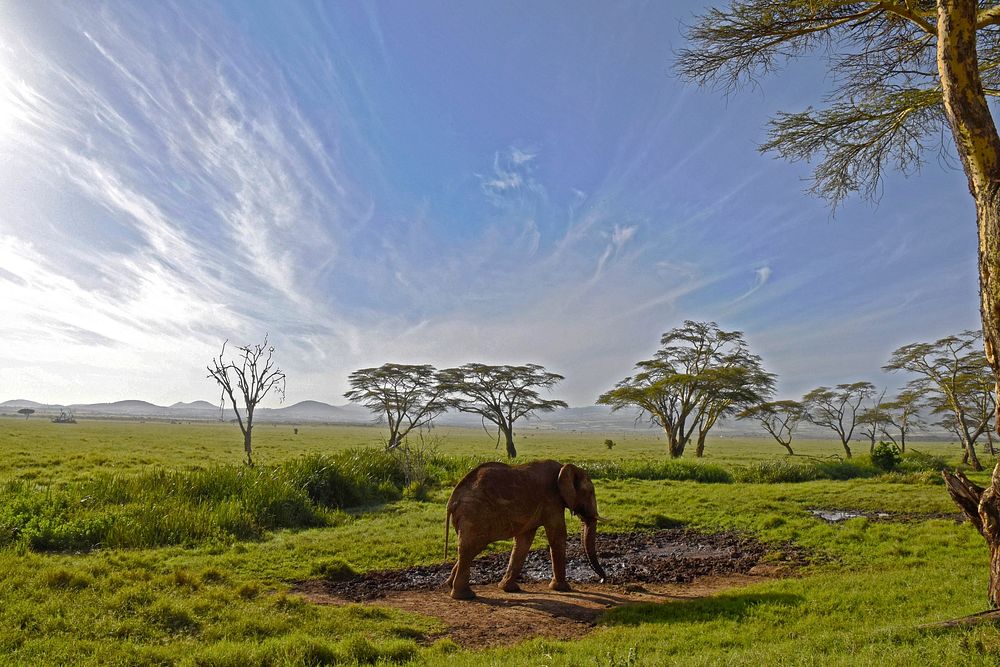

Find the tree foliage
[[436, 363, 567, 458], [344, 363, 447, 450], [598, 321, 774, 458], [676, 0, 1000, 206], [207, 336, 286, 466]]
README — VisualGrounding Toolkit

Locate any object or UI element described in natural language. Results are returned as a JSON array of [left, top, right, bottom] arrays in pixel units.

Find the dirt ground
[[295, 529, 803, 648]]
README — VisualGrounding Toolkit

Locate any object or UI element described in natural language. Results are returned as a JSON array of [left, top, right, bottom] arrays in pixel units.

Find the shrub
[[871, 441, 902, 472], [604, 439, 616, 450]]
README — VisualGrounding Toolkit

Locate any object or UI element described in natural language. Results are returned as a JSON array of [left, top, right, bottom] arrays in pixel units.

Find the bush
[[871, 441, 902, 471]]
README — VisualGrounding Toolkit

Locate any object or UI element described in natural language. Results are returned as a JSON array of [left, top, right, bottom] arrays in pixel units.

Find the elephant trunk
[[582, 519, 606, 583]]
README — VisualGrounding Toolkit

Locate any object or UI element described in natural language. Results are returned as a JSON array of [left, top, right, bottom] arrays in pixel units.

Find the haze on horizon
[[0, 1, 980, 409]]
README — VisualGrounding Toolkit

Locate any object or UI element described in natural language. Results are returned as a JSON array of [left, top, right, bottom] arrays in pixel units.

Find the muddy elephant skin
[[444, 459, 606, 600]]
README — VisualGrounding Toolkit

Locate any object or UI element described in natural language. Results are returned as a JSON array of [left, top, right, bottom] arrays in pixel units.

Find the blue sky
[[0, 1, 980, 406]]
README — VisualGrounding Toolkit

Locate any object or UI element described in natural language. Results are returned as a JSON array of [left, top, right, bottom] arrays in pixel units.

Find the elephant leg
[[499, 527, 538, 592], [450, 535, 485, 600], [544, 521, 571, 592]]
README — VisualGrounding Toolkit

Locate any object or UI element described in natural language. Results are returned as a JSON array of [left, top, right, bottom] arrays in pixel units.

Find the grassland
[[1, 417, 999, 665]]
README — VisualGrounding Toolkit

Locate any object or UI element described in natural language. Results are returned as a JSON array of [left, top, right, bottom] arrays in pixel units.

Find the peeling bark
[[943, 467, 1000, 607]]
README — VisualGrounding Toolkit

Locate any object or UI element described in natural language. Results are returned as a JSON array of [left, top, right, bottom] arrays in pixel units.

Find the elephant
[[443, 459, 607, 600]]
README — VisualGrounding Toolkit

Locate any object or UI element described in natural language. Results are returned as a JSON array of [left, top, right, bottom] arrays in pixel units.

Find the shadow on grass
[[600, 590, 803, 626]]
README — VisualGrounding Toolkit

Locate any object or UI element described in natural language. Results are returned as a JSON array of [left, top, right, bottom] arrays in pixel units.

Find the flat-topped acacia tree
[[598, 321, 773, 458], [344, 363, 448, 450], [680, 0, 1000, 608], [884, 331, 992, 470], [207, 336, 285, 467], [879, 387, 926, 452], [436, 363, 567, 459], [738, 400, 805, 456], [801, 382, 875, 460]]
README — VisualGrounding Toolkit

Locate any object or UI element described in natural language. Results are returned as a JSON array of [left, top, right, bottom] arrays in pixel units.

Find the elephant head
[[557, 464, 607, 582]]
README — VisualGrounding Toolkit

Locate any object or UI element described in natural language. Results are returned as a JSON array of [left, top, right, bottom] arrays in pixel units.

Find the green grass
[[1, 417, 998, 665]]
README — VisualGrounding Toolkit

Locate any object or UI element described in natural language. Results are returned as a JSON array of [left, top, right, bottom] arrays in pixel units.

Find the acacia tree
[[207, 336, 286, 466], [679, 1, 1000, 607], [738, 400, 805, 455], [598, 321, 774, 458], [884, 331, 991, 470], [16, 408, 34, 420], [879, 387, 926, 452], [801, 382, 875, 459], [344, 363, 448, 450], [436, 363, 567, 458], [856, 388, 888, 453]]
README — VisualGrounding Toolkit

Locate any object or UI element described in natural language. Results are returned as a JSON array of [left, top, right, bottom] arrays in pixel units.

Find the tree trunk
[[695, 432, 707, 457], [502, 426, 517, 459], [243, 428, 254, 467], [841, 438, 852, 459], [780, 441, 794, 456], [666, 429, 685, 458], [943, 468, 1000, 607], [968, 436, 985, 471]]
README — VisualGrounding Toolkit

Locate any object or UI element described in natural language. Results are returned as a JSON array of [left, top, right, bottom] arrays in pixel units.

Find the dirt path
[[294, 529, 802, 648], [298, 575, 767, 648]]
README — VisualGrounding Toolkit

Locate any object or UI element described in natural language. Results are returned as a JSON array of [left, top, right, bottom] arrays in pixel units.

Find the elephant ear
[[557, 464, 580, 512]]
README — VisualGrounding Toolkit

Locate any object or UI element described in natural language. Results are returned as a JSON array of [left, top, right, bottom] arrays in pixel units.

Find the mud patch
[[294, 529, 802, 648]]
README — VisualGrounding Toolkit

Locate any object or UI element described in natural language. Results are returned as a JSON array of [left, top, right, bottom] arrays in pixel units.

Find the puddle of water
[[810, 509, 889, 522]]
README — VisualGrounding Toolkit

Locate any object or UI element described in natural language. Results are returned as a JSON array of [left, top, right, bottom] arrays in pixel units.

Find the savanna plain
[[1, 418, 998, 666]]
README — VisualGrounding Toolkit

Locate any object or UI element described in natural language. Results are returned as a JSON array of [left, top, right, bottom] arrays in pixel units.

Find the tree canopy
[[436, 363, 567, 458], [598, 321, 774, 458], [344, 363, 448, 450]]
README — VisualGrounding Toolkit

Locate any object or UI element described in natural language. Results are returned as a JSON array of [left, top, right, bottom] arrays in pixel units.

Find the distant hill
[[170, 400, 217, 410], [0, 399, 48, 409]]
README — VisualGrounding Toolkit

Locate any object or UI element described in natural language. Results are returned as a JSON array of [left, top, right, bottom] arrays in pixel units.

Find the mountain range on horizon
[[0, 397, 676, 432]]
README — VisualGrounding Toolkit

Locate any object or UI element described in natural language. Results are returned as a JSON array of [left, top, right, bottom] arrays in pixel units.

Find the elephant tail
[[443, 510, 451, 559]]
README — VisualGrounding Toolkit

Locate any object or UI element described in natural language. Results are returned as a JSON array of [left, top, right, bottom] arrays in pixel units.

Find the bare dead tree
[[207, 335, 286, 466]]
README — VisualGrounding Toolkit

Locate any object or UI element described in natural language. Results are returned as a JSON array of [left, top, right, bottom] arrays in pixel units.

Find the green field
[[2, 417, 999, 665]]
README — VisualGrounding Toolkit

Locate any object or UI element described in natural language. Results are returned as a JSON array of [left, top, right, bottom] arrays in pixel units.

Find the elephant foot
[[499, 580, 522, 593], [450, 587, 476, 600], [548, 580, 572, 592]]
